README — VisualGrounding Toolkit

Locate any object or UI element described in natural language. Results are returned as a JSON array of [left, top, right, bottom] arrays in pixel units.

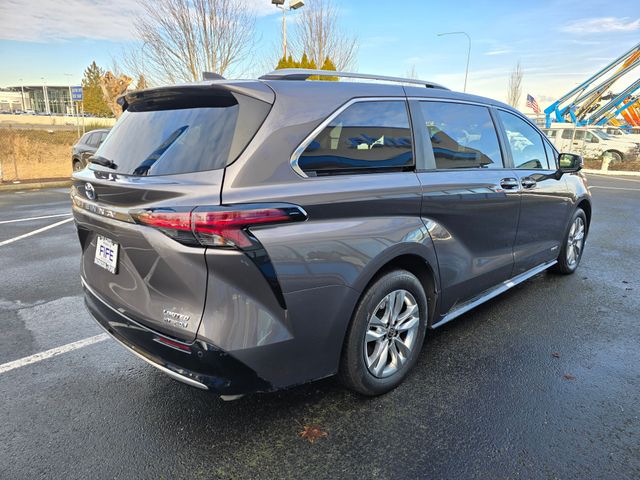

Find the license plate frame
[[94, 235, 119, 274]]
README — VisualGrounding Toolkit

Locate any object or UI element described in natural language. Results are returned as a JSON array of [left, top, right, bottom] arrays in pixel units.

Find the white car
[[602, 126, 640, 142], [542, 126, 640, 163]]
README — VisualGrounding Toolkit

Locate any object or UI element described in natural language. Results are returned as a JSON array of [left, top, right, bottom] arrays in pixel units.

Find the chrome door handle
[[499, 178, 519, 189], [521, 177, 537, 189]]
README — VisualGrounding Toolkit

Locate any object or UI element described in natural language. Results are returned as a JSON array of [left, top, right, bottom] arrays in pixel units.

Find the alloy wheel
[[364, 289, 420, 379], [566, 216, 585, 267]]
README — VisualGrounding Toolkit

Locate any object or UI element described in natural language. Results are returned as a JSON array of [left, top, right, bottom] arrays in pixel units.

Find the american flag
[[526, 94, 540, 114]]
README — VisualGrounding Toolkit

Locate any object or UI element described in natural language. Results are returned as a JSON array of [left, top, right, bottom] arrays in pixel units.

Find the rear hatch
[[72, 81, 273, 342]]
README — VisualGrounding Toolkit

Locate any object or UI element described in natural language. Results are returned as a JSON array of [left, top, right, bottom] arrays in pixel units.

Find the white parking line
[[0, 334, 108, 374], [0, 213, 71, 225], [0, 217, 74, 247], [589, 186, 640, 192], [586, 174, 640, 183]]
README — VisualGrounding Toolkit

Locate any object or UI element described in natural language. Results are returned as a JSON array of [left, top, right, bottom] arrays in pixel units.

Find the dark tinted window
[[498, 111, 549, 169], [92, 93, 269, 176], [561, 129, 573, 139], [419, 102, 503, 169], [298, 101, 413, 176], [574, 130, 585, 140]]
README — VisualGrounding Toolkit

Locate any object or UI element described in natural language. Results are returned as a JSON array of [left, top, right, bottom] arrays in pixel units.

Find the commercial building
[[0, 85, 75, 115]]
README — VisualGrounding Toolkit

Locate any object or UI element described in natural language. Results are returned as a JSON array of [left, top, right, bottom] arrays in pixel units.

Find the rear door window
[[297, 100, 414, 176], [498, 110, 550, 170], [92, 91, 270, 176], [419, 101, 503, 169]]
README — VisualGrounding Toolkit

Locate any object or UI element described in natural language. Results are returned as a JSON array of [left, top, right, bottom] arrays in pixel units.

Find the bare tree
[[507, 61, 523, 108], [405, 64, 418, 80], [126, 0, 257, 85], [292, 0, 357, 71]]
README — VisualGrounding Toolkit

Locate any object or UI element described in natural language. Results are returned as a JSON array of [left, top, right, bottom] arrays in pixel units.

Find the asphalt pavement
[[0, 174, 638, 480]]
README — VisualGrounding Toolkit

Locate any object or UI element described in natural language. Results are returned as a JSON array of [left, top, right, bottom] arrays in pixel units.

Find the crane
[[544, 42, 640, 128]]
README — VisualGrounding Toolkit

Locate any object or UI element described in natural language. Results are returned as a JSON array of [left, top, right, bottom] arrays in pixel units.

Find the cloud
[[0, 0, 278, 42], [484, 49, 512, 56], [561, 17, 640, 34]]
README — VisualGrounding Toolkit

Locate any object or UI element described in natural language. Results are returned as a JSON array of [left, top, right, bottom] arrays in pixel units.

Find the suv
[[542, 126, 639, 163], [72, 129, 110, 171], [71, 70, 591, 398]]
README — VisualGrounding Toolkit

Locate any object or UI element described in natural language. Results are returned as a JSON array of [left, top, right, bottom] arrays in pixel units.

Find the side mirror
[[558, 153, 583, 173]]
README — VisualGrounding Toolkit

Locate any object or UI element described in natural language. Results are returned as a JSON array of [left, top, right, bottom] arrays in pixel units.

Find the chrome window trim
[[289, 96, 409, 178]]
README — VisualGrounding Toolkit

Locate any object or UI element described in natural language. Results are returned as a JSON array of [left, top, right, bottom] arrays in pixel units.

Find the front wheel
[[338, 269, 428, 396], [553, 208, 587, 274]]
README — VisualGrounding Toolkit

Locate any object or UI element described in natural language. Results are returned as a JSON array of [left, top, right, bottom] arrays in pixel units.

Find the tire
[[338, 269, 428, 396], [553, 208, 587, 274], [73, 160, 83, 172]]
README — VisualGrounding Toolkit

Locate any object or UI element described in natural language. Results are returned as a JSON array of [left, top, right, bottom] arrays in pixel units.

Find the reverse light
[[131, 204, 307, 249]]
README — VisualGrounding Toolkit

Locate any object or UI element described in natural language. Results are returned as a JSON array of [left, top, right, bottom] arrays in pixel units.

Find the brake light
[[131, 205, 306, 249]]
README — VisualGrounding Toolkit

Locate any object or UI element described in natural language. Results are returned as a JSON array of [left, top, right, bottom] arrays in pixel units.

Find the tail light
[[131, 204, 307, 249]]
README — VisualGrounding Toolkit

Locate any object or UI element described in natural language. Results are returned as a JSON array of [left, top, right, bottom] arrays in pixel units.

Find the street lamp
[[272, 0, 305, 59], [437, 31, 471, 92]]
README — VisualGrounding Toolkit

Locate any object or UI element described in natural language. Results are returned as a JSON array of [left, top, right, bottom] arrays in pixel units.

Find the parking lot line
[[0, 217, 74, 247], [0, 213, 71, 225], [0, 334, 108, 374], [589, 185, 640, 192]]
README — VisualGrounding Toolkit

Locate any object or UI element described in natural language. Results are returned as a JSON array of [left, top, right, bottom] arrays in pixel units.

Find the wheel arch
[[350, 243, 440, 328]]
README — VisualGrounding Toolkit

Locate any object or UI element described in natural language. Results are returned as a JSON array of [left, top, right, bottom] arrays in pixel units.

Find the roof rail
[[259, 69, 448, 90]]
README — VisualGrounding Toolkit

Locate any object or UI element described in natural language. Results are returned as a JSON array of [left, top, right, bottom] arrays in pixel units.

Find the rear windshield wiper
[[88, 155, 117, 169]]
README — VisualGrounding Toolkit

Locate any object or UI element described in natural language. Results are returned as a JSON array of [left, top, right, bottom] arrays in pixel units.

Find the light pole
[[272, 0, 305, 59], [437, 31, 471, 92]]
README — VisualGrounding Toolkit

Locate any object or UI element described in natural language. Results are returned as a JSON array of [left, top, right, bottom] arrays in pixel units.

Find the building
[[1, 85, 75, 115]]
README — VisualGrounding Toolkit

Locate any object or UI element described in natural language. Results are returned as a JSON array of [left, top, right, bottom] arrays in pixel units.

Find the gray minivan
[[71, 70, 591, 397]]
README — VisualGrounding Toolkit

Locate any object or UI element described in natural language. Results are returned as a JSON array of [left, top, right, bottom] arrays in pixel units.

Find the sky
[[0, 0, 639, 110]]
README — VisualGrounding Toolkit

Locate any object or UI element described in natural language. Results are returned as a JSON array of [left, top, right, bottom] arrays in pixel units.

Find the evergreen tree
[[319, 57, 338, 81], [81, 61, 112, 117]]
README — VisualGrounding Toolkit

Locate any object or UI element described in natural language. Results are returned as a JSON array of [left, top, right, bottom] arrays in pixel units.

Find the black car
[[72, 129, 110, 171]]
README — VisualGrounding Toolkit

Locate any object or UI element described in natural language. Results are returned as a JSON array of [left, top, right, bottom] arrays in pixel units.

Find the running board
[[431, 260, 557, 329]]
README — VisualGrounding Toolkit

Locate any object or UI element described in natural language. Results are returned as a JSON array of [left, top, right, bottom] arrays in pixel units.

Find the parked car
[[542, 126, 639, 163], [71, 70, 591, 398], [602, 126, 640, 142], [71, 129, 110, 171]]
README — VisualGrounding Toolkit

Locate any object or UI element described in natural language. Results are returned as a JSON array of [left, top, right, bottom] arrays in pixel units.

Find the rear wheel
[[553, 208, 587, 274], [339, 269, 427, 396]]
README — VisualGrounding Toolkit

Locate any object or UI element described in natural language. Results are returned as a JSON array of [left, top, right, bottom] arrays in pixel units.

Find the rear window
[[92, 91, 270, 176]]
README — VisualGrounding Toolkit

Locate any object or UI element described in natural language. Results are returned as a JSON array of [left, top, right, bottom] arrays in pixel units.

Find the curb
[[0, 180, 72, 192], [584, 169, 640, 177]]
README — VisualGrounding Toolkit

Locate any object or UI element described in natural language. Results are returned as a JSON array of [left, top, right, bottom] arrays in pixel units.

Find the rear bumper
[[82, 279, 272, 395]]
